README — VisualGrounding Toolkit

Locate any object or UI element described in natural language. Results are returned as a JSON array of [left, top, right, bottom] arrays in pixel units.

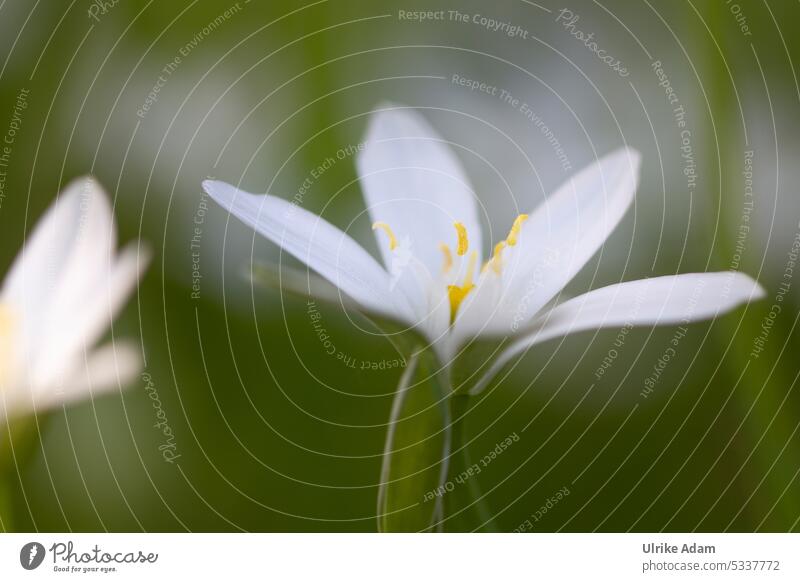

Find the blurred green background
[[1, 0, 799, 531]]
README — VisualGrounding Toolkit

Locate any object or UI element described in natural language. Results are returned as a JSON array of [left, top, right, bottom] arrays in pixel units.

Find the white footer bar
[[0, 533, 797, 580]]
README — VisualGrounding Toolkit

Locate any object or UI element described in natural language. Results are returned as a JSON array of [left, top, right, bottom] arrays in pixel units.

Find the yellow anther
[[439, 242, 453, 273], [506, 214, 529, 246], [372, 221, 398, 251], [454, 222, 469, 256], [446, 251, 478, 324]]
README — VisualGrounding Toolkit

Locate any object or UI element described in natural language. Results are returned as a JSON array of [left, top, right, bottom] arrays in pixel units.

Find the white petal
[[357, 104, 483, 279], [35, 341, 143, 410], [33, 242, 150, 389], [203, 180, 412, 321], [0, 177, 116, 375], [497, 147, 641, 327], [2, 178, 111, 302], [470, 272, 765, 394], [419, 274, 454, 353], [450, 269, 505, 346]]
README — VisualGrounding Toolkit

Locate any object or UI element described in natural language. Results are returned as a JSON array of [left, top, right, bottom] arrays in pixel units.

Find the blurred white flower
[[203, 104, 765, 392], [0, 177, 149, 422]]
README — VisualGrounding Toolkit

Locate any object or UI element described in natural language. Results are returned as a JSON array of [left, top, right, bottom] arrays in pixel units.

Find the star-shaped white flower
[[0, 177, 149, 422], [203, 104, 764, 392]]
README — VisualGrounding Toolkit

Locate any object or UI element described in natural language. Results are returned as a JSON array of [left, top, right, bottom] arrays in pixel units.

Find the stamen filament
[[439, 242, 454, 273], [464, 249, 477, 284], [489, 241, 507, 274]]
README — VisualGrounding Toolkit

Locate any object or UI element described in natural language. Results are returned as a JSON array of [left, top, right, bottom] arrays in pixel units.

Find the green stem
[[377, 348, 453, 532], [443, 395, 499, 532]]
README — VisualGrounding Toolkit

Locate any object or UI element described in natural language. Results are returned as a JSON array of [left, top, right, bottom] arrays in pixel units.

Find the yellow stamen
[[506, 214, 529, 246], [490, 241, 507, 274], [493, 241, 507, 259], [372, 221, 398, 251], [454, 222, 469, 256], [464, 250, 477, 283], [446, 251, 477, 323], [482, 241, 508, 275], [439, 243, 453, 273]]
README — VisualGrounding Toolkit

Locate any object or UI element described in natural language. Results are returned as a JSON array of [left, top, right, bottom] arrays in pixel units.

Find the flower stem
[[443, 394, 499, 532]]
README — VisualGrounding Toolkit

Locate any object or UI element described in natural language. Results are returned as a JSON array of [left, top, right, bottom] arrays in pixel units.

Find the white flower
[[0, 177, 149, 421], [203, 104, 765, 392]]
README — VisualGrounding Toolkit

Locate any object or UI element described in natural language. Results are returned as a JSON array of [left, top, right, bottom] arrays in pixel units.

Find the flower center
[[446, 250, 477, 324], [372, 214, 529, 325]]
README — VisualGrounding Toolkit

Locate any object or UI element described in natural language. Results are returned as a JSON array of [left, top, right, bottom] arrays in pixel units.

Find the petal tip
[[374, 100, 402, 112], [610, 146, 642, 196], [724, 272, 767, 304], [76, 174, 99, 186], [627, 147, 642, 169], [611, 146, 642, 173], [202, 179, 237, 209], [749, 278, 767, 301], [365, 104, 395, 138], [201, 179, 218, 195], [63, 175, 106, 203], [365, 102, 428, 142], [136, 240, 154, 269]]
